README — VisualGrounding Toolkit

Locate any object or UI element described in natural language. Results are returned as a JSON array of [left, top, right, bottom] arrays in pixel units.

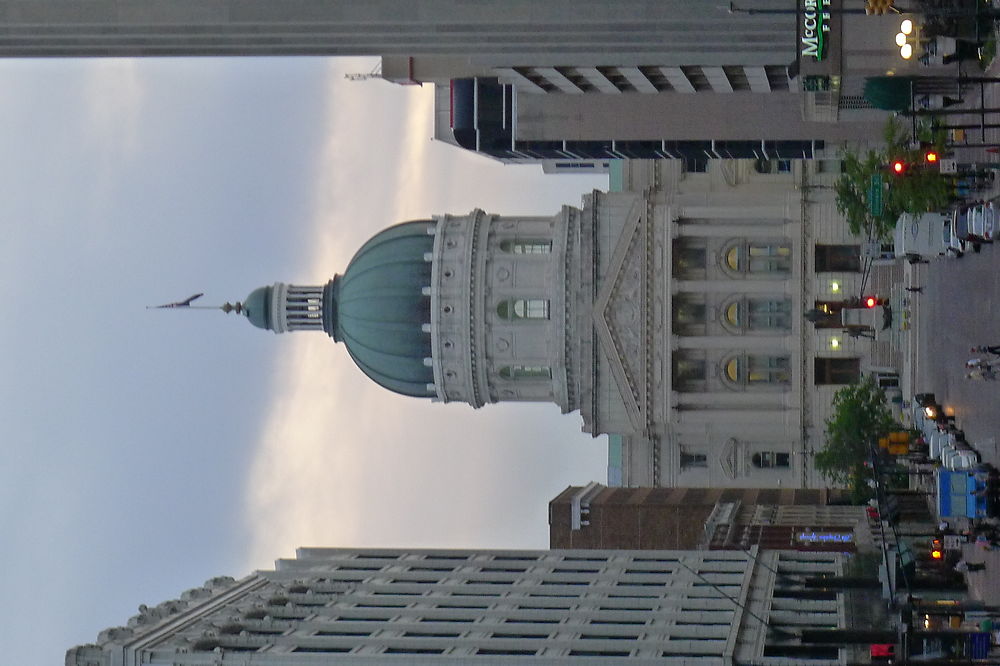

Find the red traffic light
[[891, 160, 906, 174], [864, 296, 878, 308]]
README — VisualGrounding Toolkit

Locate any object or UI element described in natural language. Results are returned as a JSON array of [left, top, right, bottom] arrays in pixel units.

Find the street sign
[[868, 173, 883, 216], [939, 158, 958, 174]]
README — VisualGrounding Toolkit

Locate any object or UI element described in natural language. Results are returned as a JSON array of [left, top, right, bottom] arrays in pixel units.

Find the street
[[917, 240, 1000, 464]]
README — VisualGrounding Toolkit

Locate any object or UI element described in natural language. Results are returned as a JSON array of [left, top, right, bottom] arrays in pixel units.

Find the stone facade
[[68, 546, 850, 665], [422, 159, 894, 489]]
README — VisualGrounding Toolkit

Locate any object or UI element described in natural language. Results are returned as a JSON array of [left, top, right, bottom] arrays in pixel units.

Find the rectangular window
[[500, 239, 552, 254], [384, 647, 445, 655], [679, 452, 708, 469], [477, 648, 537, 656], [479, 567, 527, 573], [815, 244, 861, 272], [498, 365, 551, 380], [293, 647, 351, 653], [355, 602, 407, 609], [590, 619, 647, 625], [492, 632, 550, 639], [752, 451, 791, 468], [814, 357, 861, 385], [436, 603, 488, 610], [497, 298, 550, 320], [409, 566, 454, 572], [404, 631, 460, 638], [580, 633, 639, 640]]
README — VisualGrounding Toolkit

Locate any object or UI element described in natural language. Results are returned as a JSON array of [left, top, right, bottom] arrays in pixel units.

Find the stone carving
[[603, 228, 646, 404]]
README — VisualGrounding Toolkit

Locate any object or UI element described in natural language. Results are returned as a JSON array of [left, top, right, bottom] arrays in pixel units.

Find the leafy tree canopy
[[835, 117, 951, 241], [815, 375, 896, 487]]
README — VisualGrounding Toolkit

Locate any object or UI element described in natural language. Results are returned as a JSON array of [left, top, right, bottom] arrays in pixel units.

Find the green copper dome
[[332, 220, 436, 398], [240, 220, 437, 398], [242, 286, 272, 330]]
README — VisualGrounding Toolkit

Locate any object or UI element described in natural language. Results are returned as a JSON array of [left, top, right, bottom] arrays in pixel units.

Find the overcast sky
[[0, 56, 608, 664]]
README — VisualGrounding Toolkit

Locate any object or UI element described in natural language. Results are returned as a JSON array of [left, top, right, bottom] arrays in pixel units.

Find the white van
[[892, 212, 952, 262]]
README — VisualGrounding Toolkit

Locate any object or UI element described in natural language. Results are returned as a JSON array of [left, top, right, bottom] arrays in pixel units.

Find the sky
[[0, 56, 608, 664]]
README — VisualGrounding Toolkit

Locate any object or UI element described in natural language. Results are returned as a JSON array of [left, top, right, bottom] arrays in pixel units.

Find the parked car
[[894, 212, 955, 261], [942, 215, 966, 257], [952, 207, 976, 249], [968, 202, 996, 242]]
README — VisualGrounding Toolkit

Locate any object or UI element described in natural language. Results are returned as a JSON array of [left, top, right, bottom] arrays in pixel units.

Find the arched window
[[497, 299, 550, 320], [724, 354, 791, 386], [724, 242, 791, 275], [724, 298, 792, 331], [498, 365, 551, 380], [499, 239, 551, 254], [752, 452, 791, 468]]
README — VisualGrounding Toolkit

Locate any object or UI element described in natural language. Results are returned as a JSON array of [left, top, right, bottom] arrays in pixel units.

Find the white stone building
[[68, 547, 851, 665], [225, 158, 901, 490]]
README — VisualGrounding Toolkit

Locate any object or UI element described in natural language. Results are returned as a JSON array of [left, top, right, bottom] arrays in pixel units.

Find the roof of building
[[241, 220, 437, 398], [331, 219, 437, 398]]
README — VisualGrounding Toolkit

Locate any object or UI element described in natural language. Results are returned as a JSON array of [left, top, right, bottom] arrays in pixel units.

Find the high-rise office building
[[225, 159, 905, 489], [0, 1, 921, 165], [68, 546, 865, 665]]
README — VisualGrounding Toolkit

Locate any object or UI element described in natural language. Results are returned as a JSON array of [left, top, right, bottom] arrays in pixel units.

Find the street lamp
[[896, 17, 917, 60]]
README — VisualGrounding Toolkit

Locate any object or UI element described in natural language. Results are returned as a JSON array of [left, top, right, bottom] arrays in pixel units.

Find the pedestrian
[[956, 560, 987, 572], [971, 345, 1000, 355], [967, 368, 998, 381]]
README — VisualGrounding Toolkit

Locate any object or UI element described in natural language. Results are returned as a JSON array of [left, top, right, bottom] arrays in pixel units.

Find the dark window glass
[[815, 244, 861, 272], [814, 357, 861, 385]]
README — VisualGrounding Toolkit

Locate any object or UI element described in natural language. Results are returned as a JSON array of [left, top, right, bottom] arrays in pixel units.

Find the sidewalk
[[960, 537, 1000, 604]]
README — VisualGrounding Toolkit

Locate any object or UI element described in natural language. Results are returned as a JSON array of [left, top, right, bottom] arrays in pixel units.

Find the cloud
[[241, 62, 608, 570]]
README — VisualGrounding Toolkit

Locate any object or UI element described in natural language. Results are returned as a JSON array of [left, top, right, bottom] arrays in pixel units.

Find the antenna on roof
[[344, 62, 382, 81]]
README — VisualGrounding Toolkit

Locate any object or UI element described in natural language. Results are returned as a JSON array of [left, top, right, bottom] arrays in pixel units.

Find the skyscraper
[[0, 1, 915, 165], [68, 546, 861, 664], [226, 160, 906, 489]]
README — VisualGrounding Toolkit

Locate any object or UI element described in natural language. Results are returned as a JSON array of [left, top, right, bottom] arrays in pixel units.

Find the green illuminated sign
[[801, 0, 829, 61]]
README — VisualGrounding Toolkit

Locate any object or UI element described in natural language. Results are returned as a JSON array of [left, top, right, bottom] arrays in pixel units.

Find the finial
[[147, 293, 242, 314]]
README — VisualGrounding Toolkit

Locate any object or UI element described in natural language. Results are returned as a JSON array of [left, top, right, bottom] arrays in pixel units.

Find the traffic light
[[931, 537, 943, 560], [924, 150, 939, 164], [890, 159, 906, 175], [865, 0, 896, 15], [864, 296, 879, 308]]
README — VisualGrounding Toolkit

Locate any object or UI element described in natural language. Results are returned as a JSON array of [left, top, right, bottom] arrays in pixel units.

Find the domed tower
[[238, 220, 438, 398], [430, 208, 581, 412], [234, 209, 582, 410]]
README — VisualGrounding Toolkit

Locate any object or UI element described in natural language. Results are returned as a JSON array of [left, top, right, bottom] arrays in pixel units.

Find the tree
[[835, 117, 952, 241], [815, 376, 896, 489]]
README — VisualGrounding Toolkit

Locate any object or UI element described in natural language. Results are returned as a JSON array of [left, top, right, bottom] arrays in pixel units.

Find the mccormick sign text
[[801, 0, 830, 61]]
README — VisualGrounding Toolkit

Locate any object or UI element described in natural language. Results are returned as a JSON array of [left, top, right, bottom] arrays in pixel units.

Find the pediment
[[592, 198, 648, 430]]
